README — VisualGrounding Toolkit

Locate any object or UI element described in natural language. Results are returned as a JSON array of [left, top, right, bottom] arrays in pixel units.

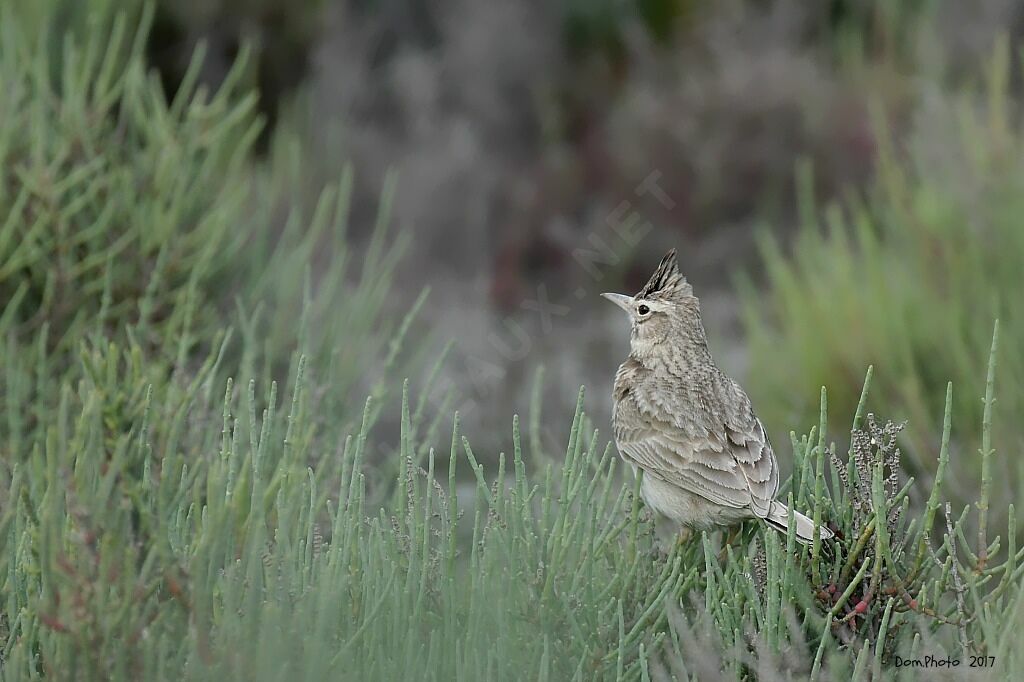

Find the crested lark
[[603, 249, 833, 545]]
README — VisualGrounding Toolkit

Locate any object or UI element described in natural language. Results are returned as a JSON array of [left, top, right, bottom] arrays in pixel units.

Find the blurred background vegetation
[[2, 0, 1024, 678], [74, 0, 1020, 498]]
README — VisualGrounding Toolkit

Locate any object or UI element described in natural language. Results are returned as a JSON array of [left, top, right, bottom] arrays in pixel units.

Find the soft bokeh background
[[5, 0, 1023, 483], [128, 0, 1022, 471]]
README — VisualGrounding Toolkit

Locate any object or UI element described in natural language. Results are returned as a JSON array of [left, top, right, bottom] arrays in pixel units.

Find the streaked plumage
[[603, 249, 832, 545]]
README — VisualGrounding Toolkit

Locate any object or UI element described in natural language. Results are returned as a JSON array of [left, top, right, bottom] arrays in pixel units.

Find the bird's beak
[[601, 292, 633, 313]]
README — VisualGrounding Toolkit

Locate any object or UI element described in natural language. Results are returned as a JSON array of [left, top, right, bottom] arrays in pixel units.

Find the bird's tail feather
[[764, 501, 834, 545]]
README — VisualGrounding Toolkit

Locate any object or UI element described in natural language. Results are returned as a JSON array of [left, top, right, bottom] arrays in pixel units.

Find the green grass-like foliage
[[0, 2, 258, 356], [740, 41, 1024, 482], [0, 0, 421, 439], [1, 333, 1023, 680]]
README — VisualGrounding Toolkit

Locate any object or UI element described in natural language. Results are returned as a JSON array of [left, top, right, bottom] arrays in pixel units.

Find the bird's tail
[[764, 501, 834, 545]]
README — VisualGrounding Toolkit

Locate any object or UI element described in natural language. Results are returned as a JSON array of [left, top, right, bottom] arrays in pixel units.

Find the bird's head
[[601, 249, 699, 358]]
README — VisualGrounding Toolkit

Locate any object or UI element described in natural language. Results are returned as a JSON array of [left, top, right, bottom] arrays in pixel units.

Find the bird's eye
[[637, 304, 650, 316]]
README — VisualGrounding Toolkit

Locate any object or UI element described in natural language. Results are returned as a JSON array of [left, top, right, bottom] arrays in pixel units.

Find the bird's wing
[[616, 413, 779, 518], [723, 415, 779, 517]]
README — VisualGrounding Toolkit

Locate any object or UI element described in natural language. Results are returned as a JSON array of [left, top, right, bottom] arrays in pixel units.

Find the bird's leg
[[716, 526, 742, 563], [724, 525, 742, 547], [676, 526, 694, 548]]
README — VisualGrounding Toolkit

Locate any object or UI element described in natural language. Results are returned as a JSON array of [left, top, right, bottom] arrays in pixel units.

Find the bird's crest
[[636, 249, 691, 300]]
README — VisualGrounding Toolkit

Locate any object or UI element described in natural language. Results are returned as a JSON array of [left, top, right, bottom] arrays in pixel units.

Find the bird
[[602, 248, 833, 546]]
